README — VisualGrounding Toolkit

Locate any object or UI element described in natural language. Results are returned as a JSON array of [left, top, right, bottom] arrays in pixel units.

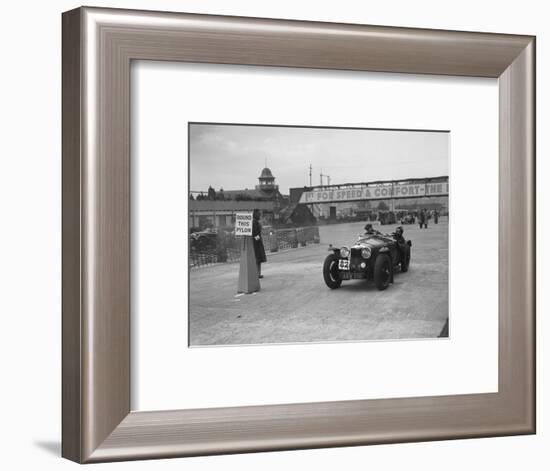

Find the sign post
[[235, 211, 260, 294]]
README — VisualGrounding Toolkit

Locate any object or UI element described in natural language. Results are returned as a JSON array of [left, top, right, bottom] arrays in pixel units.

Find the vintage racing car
[[323, 227, 412, 290]]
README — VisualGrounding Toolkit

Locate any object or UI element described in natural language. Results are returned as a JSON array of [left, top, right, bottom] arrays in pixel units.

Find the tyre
[[401, 250, 410, 272], [323, 254, 342, 289], [374, 254, 392, 290]]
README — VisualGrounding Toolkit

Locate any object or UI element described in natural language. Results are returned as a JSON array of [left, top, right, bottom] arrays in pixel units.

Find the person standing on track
[[252, 209, 267, 279], [419, 208, 429, 229]]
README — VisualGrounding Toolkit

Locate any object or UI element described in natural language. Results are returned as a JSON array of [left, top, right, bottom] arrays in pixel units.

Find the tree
[[377, 201, 389, 211]]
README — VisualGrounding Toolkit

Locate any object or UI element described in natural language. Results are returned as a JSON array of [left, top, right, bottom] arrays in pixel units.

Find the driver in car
[[363, 223, 380, 236], [393, 226, 406, 244]]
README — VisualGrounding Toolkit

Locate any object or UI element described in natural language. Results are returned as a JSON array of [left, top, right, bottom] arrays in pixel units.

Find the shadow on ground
[[34, 440, 60, 456]]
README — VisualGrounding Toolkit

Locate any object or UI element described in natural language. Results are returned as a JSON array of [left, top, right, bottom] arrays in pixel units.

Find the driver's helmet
[[395, 226, 404, 236], [364, 223, 373, 232]]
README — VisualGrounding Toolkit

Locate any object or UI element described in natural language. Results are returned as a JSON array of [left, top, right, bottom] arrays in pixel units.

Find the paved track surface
[[189, 220, 449, 346]]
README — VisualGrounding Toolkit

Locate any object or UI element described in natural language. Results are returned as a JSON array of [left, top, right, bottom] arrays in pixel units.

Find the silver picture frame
[[62, 6, 535, 463]]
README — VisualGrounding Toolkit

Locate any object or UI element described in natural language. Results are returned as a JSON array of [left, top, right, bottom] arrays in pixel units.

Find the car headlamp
[[340, 246, 350, 258], [361, 247, 372, 259]]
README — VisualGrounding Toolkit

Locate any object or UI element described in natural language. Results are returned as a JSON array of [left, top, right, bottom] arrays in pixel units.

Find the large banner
[[299, 181, 448, 204]]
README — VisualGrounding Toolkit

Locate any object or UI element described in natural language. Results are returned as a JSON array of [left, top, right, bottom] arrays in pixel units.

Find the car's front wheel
[[374, 254, 392, 290], [323, 254, 342, 289]]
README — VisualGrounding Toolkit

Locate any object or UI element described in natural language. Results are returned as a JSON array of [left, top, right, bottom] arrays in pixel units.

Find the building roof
[[259, 167, 274, 179], [278, 203, 316, 224], [278, 203, 298, 221], [221, 189, 270, 200]]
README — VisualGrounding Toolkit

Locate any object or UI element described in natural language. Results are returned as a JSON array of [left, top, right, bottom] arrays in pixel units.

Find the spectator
[[419, 209, 428, 229], [252, 209, 267, 278]]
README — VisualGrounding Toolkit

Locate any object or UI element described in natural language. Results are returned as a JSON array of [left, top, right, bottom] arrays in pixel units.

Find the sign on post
[[235, 211, 260, 293], [235, 211, 253, 236]]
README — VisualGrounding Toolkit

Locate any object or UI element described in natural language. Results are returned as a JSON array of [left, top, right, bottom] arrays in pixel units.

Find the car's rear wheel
[[323, 254, 342, 289], [374, 254, 392, 290]]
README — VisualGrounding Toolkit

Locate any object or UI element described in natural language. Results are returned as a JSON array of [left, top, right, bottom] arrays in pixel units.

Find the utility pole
[[309, 164, 312, 187], [320, 170, 331, 186]]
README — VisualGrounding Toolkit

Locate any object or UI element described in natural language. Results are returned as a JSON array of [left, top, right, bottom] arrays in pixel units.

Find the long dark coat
[[252, 219, 267, 263], [419, 210, 426, 223]]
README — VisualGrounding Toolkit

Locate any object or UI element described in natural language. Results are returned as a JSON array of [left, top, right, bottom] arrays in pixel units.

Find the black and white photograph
[[189, 123, 449, 346], [3, 1, 541, 468]]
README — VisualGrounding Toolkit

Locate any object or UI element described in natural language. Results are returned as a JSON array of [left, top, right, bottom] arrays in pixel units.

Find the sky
[[189, 124, 449, 194]]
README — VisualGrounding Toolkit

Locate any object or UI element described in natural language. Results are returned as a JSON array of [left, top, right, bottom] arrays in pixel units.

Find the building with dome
[[220, 167, 283, 203], [189, 167, 291, 230], [256, 167, 279, 192]]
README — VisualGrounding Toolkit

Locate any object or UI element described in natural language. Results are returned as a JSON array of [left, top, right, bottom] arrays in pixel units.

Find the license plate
[[338, 259, 350, 270]]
